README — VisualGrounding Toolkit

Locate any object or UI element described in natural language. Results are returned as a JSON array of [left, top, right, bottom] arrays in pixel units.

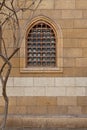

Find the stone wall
[[1, 0, 87, 121]]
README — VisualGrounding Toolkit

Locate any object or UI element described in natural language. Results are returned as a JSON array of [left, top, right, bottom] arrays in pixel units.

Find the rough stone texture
[[1, 96, 87, 115], [36, 0, 54, 9], [62, 10, 82, 19], [4, 128, 87, 130], [2, 116, 87, 128], [1, 0, 87, 77], [1, 0, 87, 128], [76, 0, 87, 9], [55, 0, 75, 9]]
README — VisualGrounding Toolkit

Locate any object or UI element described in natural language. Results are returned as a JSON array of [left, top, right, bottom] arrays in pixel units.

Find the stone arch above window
[[20, 16, 63, 74]]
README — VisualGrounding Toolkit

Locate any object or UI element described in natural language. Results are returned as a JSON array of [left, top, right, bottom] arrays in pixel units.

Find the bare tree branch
[[2, 38, 8, 58], [0, 54, 11, 129], [0, 0, 6, 10], [0, 0, 43, 129]]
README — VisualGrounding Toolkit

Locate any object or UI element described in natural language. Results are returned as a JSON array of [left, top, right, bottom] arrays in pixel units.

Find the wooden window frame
[[20, 16, 63, 73]]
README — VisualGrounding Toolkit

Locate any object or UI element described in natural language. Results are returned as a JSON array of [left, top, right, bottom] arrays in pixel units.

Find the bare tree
[[0, 0, 42, 129]]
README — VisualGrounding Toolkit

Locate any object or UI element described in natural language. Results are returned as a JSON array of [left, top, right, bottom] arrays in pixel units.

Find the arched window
[[26, 22, 56, 67], [20, 16, 63, 73]]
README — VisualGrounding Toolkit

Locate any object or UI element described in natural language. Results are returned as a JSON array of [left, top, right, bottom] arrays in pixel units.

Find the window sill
[[20, 67, 63, 73]]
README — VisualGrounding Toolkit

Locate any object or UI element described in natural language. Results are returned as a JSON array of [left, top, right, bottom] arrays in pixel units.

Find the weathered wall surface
[[1, 0, 87, 119]]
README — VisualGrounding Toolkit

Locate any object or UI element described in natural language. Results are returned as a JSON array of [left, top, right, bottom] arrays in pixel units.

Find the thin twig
[[2, 38, 8, 58], [0, 0, 6, 10]]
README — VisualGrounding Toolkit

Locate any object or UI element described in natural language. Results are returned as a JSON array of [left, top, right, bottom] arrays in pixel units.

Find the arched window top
[[26, 16, 58, 36], [26, 19, 56, 67]]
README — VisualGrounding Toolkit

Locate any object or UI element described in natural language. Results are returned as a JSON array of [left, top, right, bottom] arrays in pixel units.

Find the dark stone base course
[[4, 128, 87, 130], [1, 115, 87, 130]]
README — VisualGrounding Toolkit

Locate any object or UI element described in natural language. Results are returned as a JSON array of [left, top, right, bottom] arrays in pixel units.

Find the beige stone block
[[68, 106, 82, 115], [75, 78, 87, 87], [16, 96, 37, 106], [66, 86, 85, 96], [83, 10, 87, 18], [57, 97, 77, 106], [24, 87, 34, 96], [10, 58, 20, 68], [0, 97, 4, 106], [33, 77, 55, 87], [3, 30, 13, 39], [63, 29, 87, 38], [57, 20, 74, 29], [64, 39, 87, 48], [9, 106, 27, 115], [63, 68, 75, 77], [7, 87, 24, 96], [10, 68, 20, 77], [46, 87, 66, 96], [17, 0, 26, 8], [9, 97, 17, 106], [7, 77, 14, 87], [36, 97, 57, 106], [76, 58, 87, 67], [64, 58, 75, 67], [74, 20, 87, 28], [0, 106, 4, 114], [32, 87, 45, 96], [55, 0, 75, 9], [64, 48, 82, 58], [78, 39, 87, 47], [47, 106, 68, 115], [55, 77, 75, 87], [85, 88, 87, 96], [75, 87, 85, 96], [77, 97, 87, 106], [82, 106, 87, 114], [74, 67, 87, 77], [20, 47, 25, 58], [76, 0, 87, 9], [32, 10, 42, 18], [27, 106, 47, 115], [82, 48, 87, 57], [24, 87, 46, 96], [24, 87, 45, 96], [40, 10, 62, 19], [66, 87, 76, 96], [8, 106, 17, 114], [35, 0, 54, 9], [62, 10, 82, 19], [14, 77, 34, 87], [16, 106, 27, 114], [33, 97, 47, 106], [22, 10, 31, 19], [64, 39, 76, 48]]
